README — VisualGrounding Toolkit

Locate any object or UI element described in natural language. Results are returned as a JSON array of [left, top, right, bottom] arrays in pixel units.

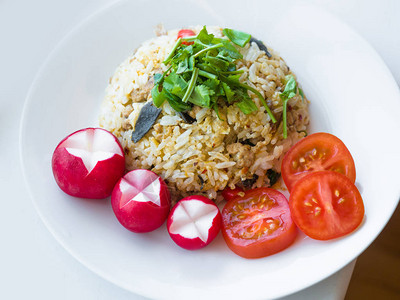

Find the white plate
[[20, 0, 400, 299]]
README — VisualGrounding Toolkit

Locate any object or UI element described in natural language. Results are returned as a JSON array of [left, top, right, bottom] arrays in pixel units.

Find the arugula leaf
[[176, 58, 189, 74], [188, 85, 212, 107], [203, 78, 221, 95], [164, 90, 191, 112], [219, 39, 243, 60], [203, 56, 230, 72], [151, 85, 166, 107], [153, 73, 163, 85], [222, 82, 234, 103], [222, 28, 251, 47], [299, 87, 304, 102], [281, 75, 297, 99], [197, 26, 214, 44], [216, 50, 236, 62], [163, 72, 188, 98], [235, 96, 258, 114]]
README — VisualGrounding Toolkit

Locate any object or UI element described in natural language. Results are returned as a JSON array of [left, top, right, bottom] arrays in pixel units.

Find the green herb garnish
[[151, 26, 277, 122], [222, 28, 251, 47], [280, 75, 302, 138]]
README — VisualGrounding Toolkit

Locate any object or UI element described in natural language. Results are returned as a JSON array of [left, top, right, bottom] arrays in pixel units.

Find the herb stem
[[239, 83, 277, 123], [163, 38, 182, 63], [181, 36, 197, 42], [198, 70, 217, 79], [192, 43, 224, 58], [221, 70, 245, 75], [282, 100, 288, 138], [160, 65, 172, 81], [181, 67, 199, 103]]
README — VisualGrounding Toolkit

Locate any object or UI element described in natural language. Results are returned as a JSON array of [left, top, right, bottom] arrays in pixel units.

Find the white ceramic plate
[[20, 0, 400, 299]]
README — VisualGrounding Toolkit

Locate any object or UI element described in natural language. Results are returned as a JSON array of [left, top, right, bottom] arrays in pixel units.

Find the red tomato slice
[[221, 186, 244, 202], [177, 29, 196, 45], [289, 171, 364, 240], [281, 132, 356, 191], [222, 188, 297, 258]]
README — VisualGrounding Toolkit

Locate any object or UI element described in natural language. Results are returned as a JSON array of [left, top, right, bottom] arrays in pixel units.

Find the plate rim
[[19, 0, 400, 299]]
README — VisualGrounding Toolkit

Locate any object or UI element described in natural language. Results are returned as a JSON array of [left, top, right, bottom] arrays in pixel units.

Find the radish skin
[[112, 169, 171, 233], [52, 128, 125, 199]]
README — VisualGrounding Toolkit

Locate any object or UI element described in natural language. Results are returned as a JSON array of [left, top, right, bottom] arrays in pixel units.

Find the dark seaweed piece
[[131, 102, 162, 143], [178, 111, 196, 124], [266, 169, 280, 186], [242, 174, 259, 189], [250, 37, 272, 58], [240, 139, 255, 147], [198, 175, 205, 190]]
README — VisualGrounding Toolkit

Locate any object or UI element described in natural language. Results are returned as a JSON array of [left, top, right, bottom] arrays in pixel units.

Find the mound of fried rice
[[99, 25, 309, 203]]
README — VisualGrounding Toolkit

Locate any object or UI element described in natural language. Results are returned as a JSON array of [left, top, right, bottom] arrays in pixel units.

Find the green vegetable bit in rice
[[151, 26, 277, 123], [280, 75, 303, 138]]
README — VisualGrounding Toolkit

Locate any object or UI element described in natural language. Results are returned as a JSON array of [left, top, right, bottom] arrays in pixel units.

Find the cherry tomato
[[221, 187, 297, 258], [289, 171, 364, 240], [281, 132, 356, 191], [221, 186, 244, 202], [177, 29, 196, 45]]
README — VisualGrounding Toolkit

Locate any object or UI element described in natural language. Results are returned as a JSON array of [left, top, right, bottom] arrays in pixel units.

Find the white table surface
[[1, 0, 399, 299]]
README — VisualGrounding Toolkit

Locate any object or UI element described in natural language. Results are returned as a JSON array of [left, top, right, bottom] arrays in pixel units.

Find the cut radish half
[[52, 128, 125, 199], [167, 195, 222, 250], [111, 169, 171, 233]]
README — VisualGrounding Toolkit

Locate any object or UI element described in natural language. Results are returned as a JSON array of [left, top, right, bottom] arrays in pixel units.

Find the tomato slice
[[221, 187, 297, 258], [221, 186, 244, 202], [289, 171, 364, 240], [281, 132, 356, 191], [177, 29, 196, 45]]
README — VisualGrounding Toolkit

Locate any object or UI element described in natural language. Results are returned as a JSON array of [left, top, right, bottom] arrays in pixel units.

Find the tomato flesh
[[289, 171, 364, 240], [177, 29, 196, 45], [222, 188, 297, 258], [281, 132, 356, 191], [221, 186, 244, 202]]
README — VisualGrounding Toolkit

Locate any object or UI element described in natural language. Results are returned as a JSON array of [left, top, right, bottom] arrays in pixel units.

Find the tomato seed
[[312, 148, 317, 156]]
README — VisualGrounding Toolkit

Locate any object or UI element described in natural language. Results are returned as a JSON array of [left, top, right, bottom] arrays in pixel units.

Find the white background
[[1, 0, 399, 299]]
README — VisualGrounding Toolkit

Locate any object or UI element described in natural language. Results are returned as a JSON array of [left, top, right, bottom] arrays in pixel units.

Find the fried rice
[[99, 25, 309, 203]]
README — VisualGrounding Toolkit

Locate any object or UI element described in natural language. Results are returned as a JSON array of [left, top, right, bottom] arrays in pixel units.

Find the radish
[[111, 169, 171, 233], [52, 127, 125, 199], [167, 195, 222, 250]]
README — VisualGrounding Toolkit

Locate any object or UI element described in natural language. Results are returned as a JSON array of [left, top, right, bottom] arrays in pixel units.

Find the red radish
[[167, 195, 222, 250], [111, 169, 171, 233], [52, 128, 125, 199]]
